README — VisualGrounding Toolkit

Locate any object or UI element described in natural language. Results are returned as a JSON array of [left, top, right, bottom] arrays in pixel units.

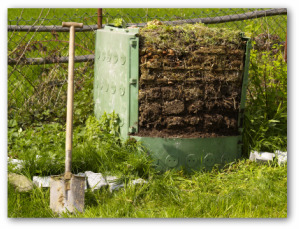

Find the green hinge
[[127, 36, 139, 134]]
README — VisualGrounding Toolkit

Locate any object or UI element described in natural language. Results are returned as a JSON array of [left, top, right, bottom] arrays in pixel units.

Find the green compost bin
[[94, 25, 251, 172]]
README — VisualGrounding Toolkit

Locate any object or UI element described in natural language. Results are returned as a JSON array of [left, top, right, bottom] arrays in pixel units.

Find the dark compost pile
[[136, 23, 247, 138]]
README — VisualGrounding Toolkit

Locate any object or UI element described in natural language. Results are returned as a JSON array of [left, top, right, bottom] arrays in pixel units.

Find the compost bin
[[94, 23, 251, 172]]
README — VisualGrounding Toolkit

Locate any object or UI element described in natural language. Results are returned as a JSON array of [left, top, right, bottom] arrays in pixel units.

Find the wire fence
[[7, 8, 287, 126]]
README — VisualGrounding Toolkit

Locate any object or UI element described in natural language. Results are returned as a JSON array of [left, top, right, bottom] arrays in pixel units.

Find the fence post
[[97, 8, 102, 29]]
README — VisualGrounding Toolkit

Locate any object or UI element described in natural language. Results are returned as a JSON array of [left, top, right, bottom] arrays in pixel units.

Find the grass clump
[[8, 114, 154, 179], [243, 30, 287, 154]]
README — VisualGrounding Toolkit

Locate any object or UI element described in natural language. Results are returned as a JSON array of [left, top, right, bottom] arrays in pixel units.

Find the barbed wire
[[7, 8, 287, 126]]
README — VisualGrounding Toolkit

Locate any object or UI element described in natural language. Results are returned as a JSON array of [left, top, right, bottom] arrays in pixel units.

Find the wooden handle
[[62, 22, 83, 28], [65, 23, 81, 174]]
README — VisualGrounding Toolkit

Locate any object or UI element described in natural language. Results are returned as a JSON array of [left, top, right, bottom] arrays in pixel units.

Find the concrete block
[[33, 176, 50, 187], [249, 151, 275, 163], [275, 150, 287, 165], [85, 171, 108, 190], [28, 171, 148, 193], [105, 175, 123, 192]]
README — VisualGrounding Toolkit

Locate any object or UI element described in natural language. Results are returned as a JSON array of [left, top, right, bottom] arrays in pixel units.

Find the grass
[[8, 157, 287, 218], [7, 115, 287, 218]]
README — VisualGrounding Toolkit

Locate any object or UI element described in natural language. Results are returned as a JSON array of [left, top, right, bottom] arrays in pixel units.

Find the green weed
[[243, 38, 287, 154], [8, 114, 154, 178]]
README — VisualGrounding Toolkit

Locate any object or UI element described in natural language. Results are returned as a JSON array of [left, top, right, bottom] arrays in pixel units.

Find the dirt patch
[[134, 23, 246, 138]]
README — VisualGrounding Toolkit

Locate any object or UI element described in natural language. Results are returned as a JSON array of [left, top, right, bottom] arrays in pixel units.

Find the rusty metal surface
[[50, 174, 85, 214], [97, 8, 102, 29]]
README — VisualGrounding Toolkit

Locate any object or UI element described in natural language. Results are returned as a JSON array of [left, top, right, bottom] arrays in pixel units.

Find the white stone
[[109, 182, 125, 192], [275, 150, 287, 165], [105, 175, 122, 192], [85, 171, 108, 190], [249, 151, 258, 161], [29, 171, 148, 192], [33, 176, 50, 187], [8, 173, 33, 192], [250, 150, 287, 165], [249, 151, 275, 163]]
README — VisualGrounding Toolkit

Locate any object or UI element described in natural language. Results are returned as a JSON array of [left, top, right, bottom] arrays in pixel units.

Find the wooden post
[[97, 8, 102, 29]]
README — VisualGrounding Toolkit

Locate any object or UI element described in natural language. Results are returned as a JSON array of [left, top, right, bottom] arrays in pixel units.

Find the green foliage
[[8, 182, 55, 218], [243, 42, 287, 154], [8, 113, 153, 178], [98, 111, 120, 136], [111, 18, 126, 28]]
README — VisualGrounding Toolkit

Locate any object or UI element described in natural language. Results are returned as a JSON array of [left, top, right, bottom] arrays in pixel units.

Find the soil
[[134, 23, 247, 138]]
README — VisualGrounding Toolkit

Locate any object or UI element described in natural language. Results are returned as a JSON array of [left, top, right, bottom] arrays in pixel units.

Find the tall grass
[[243, 25, 287, 154]]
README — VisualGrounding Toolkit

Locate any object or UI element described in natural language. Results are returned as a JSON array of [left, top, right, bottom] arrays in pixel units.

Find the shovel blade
[[50, 174, 85, 214]]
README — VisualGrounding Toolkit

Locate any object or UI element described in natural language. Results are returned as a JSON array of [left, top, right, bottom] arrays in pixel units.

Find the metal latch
[[129, 78, 137, 85], [130, 40, 137, 47]]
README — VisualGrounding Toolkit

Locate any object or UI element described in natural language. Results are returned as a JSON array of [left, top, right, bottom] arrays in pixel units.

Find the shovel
[[50, 22, 85, 214]]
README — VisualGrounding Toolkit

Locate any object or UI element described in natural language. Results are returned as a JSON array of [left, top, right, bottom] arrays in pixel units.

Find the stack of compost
[[137, 23, 246, 138]]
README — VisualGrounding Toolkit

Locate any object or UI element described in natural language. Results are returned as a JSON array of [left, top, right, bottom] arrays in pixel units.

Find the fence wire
[[7, 8, 287, 126]]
